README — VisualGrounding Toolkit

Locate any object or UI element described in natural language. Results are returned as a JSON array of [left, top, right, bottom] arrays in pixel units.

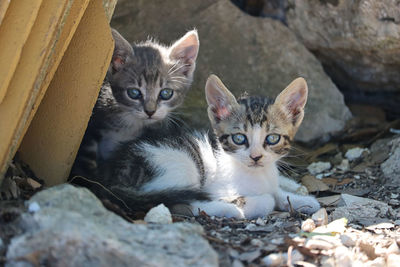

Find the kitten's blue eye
[[159, 88, 173, 100], [232, 134, 247, 145], [127, 88, 142, 100], [266, 134, 281, 145]]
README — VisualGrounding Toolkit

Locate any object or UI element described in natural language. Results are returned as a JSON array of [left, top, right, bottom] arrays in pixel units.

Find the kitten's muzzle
[[145, 109, 156, 117], [250, 155, 262, 163]]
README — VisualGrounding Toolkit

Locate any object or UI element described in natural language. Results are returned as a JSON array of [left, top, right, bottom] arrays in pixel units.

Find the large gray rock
[[111, 0, 351, 142], [381, 137, 400, 186], [6, 185, 218, 267], [286, 0, 400, 96]]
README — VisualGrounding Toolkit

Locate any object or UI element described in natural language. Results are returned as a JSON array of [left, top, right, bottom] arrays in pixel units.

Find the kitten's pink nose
[[145, 110, 155, 117], [250, 155, 262, 162]]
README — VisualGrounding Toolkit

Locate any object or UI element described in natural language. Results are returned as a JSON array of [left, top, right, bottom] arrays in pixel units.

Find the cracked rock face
[[286, 0, 400, 98], [111, 0, 351, 142], [6, 185, 218, 267]]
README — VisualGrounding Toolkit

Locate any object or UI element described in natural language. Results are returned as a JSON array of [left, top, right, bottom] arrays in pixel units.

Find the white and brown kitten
[[95, 75, 320, 219], [71, 29, 199, 178]]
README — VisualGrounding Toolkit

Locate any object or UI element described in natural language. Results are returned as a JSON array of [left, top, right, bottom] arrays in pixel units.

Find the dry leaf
[[302, 175, 329, 192], [317, 195, 341, 206]]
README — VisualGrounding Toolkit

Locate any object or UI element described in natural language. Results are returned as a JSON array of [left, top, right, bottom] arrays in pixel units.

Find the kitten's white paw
[[242, 194, 275, 219]]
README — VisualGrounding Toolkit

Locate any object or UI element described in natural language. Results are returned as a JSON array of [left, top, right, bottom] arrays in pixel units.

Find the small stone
[[354, 175, 360, 179], [262, 250, 303, 267], [305, 239, 335, 250], [256, 217, 265, 226], [340, 234, 356, 247], [28, 201, 40, 213], [387, 254, 400, 267], [232, 259, 245, 267], [250, 239, 263, 247], [301, 219, 315, 232], [144, 204, 172, 224], [337, 159, 349, 172], [312, 208, 329, 226], [345, 147, 369, 161], [366, 257, 386, 267], [386, 242, 400, 255], [316, 174, 324, 179], [394, 220, 400, 226], [245, 223, 257, 230], [221, 226, 231, 232], [314, 218, 347, 234], [307, 162, 331, 175], [391, 193, 399, 199], [334, 246, 353, 267]]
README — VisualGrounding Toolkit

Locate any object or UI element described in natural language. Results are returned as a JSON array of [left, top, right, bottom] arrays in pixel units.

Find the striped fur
[[85, 75, 319, 218], [70, 29, 199, 179]]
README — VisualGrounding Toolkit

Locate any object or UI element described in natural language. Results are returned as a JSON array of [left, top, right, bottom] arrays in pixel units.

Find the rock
[[387, 254, 400, 267], [340, 235, 356, 247], [307, 162, 331, 175], [311, 208, 328, 227], [111, 0, 351, 142], [245, 223, 257, 231], [337, 159, 349, 172], [381, 137, 400, 185], [256, 217, 265, 226], [6, 185, 218, 267], [339, 194, 390, 209], [330, 202, 392, 225], [262, 250, 303, 266], [334, 246, 353, 267], [286, 0, 400, 113], [301, 219, 315, 232], [345, 147, 369, 161], [144, 204, 173, 224]]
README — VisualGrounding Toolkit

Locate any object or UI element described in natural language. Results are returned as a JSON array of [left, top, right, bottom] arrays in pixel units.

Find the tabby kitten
[[97, 75, 320, 219], [71, 29, 199, 178]]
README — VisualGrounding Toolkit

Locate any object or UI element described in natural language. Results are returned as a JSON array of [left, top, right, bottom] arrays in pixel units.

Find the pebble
[[334, 246, 353, 267], [312, 208, 329, 226], [301, 219, 315, 232], [28, 201, 41, 213], [387, 254, 400, 267], [245, 223, 257, 230], [394, 220, 400, 226], [250, 239, 263, 247], [305, 239, 335, 250], [345, 147, 369, 161], [337, 159, 349, 172], [144, 204, 172, 224], [256, 217, 265, 226], [307, 161, 331, 175], [262, 250, 303, 267], [340, 234, 356, 247], [232, 259, 245, 267]]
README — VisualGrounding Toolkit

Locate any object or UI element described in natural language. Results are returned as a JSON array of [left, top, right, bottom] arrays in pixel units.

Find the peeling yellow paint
[[19, 0, 114, 185], [0, 0, 116, 186]]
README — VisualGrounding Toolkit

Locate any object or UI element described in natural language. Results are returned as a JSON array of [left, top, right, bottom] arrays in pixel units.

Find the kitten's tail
[[107, 186, 210, 213], [71, 177, 210, 214]]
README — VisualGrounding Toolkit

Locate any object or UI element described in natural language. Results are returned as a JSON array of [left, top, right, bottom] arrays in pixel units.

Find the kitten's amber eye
[[266, 134, 280, 145], [232, 133, 247, 145], [127, 88, 142, 100], [159, 88, 173, 100]]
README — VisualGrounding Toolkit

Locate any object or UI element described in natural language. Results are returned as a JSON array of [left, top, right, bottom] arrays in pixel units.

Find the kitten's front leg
[[240, 194, 275, 219], [274, 189, 320, 214], [279, 176, 308, 195]]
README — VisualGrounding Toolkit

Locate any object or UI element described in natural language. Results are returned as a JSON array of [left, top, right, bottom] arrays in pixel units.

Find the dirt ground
[[1, 104, 400, 266]]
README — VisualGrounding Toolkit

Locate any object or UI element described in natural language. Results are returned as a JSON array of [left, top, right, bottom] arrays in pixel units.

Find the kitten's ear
[[169, 30, 199, 77], [206, 75, 238, 121], [275, 77, 308, 128], [111, 29, 133, 72]]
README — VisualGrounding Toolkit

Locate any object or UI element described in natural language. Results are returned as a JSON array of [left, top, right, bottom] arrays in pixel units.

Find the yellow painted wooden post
[[0, 0, 117, 186], [19, 0, 114, 185]]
